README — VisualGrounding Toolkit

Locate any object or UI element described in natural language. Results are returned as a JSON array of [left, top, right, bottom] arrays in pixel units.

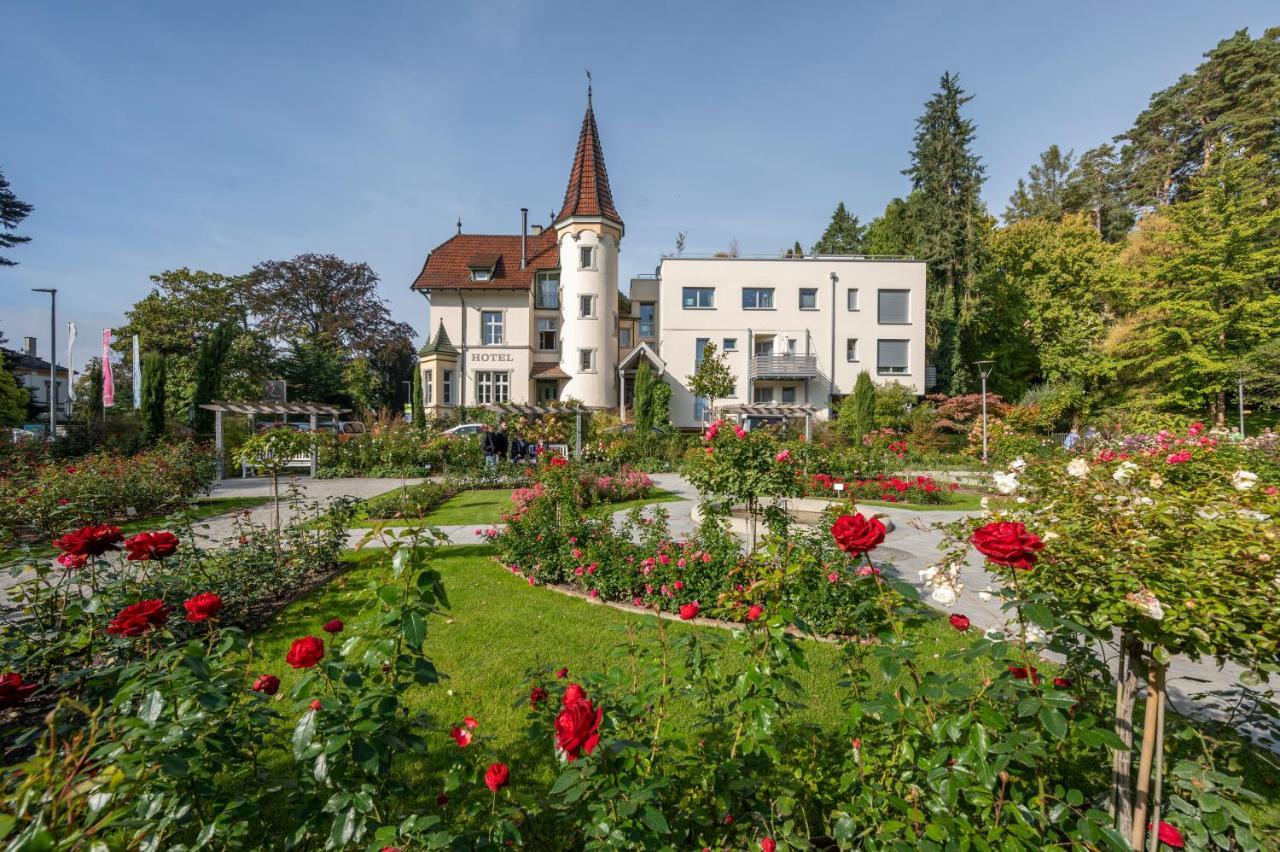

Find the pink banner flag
[[102, 329, 115, 408]]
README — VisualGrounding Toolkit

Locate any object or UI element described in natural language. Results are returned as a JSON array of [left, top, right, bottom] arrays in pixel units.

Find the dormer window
[[470, 267, 493, 282]]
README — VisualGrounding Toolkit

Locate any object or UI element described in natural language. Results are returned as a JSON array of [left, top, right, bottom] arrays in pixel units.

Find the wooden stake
[[1147, 666, 1168, 852], [1112, 634, 1140, 832], [1129, 659, 1165, 849]]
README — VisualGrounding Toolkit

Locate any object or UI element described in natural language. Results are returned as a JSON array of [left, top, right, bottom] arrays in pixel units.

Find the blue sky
[[2, 1, 1275, 369]]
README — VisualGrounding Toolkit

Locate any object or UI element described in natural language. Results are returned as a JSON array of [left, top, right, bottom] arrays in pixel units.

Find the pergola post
[[575, 412, 583, 459], [214, 410, 224, 481], [804, 412, 812, 442], [309, 412, 318, 476]]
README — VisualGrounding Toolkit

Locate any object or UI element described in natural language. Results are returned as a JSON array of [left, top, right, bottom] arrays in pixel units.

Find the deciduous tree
[[686, 342, 735, 422]]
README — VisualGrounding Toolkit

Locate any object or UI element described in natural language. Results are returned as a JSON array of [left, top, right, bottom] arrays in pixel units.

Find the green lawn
[[251, 545, 994, 792], [0, 496, 272, 565], [351, 488, 686, 528], [857, 491, 986, 512]]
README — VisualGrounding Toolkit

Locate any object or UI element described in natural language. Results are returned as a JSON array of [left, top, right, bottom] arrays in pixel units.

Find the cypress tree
[[850, 371, 877, 439], [87, 361, 104, 426], [411, 363, 424, 426], [141, 352, 167, 443], [191, 321, 237, 435], [905, 72, 988, 395], [633, 359, 653, 432]]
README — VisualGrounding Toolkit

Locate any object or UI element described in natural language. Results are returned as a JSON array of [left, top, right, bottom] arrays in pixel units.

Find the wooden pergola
[[484, 402, 597, 458], [199, 401, 350, 479], [718, 402, 821, 441]]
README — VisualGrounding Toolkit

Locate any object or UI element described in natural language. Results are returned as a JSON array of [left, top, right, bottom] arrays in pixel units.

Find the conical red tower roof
[[555, 94, 622, 230]]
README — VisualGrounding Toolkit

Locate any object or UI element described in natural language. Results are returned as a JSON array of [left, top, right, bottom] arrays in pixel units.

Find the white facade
[[655, 256, 928, 426], [556, 223, 621, 407]]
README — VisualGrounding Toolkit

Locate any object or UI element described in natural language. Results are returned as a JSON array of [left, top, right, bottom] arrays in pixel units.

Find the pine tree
[[1065, 144, 1134, 242], [1004, 145, 1074, 222], [0, 168, 33, 267], [905, 73, 989, 394], [812, 202, 867, 254], [141, 352, 167, 443]]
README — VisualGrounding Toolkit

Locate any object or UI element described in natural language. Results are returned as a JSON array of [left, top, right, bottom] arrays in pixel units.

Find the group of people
[[480, 421, 546, 466]]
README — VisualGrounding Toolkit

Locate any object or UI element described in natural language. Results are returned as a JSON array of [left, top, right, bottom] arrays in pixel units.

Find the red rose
[[309, 699, 322, 711], [435, 793, 449, 806], [253, 674, 280, 695], [555, 667, 568, 679], [746, 604, 764, 622], [679, 602, 700, 620], [949, 614, 970, 631], [484, 762, 510, 792], [971, 522, 1043, 571], [529, 684, 548, 707], [107, 599, 169, 637], [1052, 677, 1072, 689], [123, 531, 180, 561], [463, 715, 478, 730], [285, 636, 325, 669], [53, 524, 123, 558], [322, 618, 344, 634], [183, 592, 222, 623], [450, 725, 472, 747], [0, 672, 38, 708], [555, 685, 602, 761], [761, 839, 777, 852], [831, 513, 886, 556], [1151, 821, 1184, 849], [56, 552, 87, 570], [1008, 665, 1040, 684]]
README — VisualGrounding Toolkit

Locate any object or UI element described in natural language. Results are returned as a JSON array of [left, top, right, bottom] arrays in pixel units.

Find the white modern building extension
[[407, 89, 928, 429], [654, 256, 927, 425]]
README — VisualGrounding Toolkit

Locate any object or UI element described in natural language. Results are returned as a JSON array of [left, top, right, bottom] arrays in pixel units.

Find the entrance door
[[536, 380, 559, 403]]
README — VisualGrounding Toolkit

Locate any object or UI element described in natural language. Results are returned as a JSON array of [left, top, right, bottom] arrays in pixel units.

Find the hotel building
[[410, 92, 927, 429]]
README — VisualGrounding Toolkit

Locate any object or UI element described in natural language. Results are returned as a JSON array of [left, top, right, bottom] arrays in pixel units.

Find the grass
[[251, 544, 996, 793], [857, 491, 986, 512], [0, 496, 272, 564], [350, 488, 686, 528]]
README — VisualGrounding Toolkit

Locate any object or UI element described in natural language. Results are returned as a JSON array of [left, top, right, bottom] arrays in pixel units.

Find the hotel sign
[[471, 352, 514, 363]]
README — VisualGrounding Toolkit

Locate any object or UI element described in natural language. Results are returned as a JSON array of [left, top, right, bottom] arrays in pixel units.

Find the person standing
[[482, 424, 497, 469], [1063, 427, 1081, 450], [493, 420, 510, 463]]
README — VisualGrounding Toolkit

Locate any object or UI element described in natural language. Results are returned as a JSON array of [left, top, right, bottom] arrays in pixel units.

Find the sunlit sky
[[3, 1, 1275, 369]]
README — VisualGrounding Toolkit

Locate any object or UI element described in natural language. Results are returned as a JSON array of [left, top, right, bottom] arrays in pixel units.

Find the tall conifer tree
[[812, 202, 867, 254]]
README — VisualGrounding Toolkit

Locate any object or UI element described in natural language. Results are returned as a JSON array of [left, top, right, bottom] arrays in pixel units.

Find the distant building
[[3, 336, 72, 419], [408, 91, 927, 428]]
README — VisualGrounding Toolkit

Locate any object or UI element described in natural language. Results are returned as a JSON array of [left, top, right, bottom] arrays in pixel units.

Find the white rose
[[1042, 531, 1059, 542], [1024, 624, 1047, 645], [1148, 474, 1164, 489], [1232, 470, 1258, 491], [1066, 458, 1090, 478], [1009, 457, 1028, 472], [993, 472, 1019, 495], [930, 586, 958, 606], [1125, 590, 1165, 621], [1113, 461, 1139, 484]]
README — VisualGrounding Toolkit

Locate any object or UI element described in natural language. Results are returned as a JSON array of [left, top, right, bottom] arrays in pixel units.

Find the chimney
[[24, 337, 36, 356], [531, 224, 543, 236], [520, 208, 529, 269]]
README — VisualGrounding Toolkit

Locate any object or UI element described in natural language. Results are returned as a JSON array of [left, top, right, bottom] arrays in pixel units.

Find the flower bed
[[0, 442, 215, 543], [805, 471, 959, 504]]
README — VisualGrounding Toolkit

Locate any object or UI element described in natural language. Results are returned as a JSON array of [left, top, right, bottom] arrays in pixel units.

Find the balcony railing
[[750, 354, 819, 379]]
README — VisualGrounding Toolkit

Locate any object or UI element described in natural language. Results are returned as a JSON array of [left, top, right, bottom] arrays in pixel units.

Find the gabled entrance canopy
[[616, 342, 665, 376]]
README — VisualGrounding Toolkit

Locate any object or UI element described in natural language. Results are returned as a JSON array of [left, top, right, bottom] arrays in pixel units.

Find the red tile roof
[[555, 101, 622, 228], [411, 229, 559, 291]]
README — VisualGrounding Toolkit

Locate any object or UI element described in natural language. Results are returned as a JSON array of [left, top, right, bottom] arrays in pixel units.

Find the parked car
[[444, 423, 486, 436]]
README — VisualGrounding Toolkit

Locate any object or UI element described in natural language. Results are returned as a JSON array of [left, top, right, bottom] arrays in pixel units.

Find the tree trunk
[[1129, 660, 1166, 850], [1112, 633, 1141, 833], [1214, 389, 1226, 427]]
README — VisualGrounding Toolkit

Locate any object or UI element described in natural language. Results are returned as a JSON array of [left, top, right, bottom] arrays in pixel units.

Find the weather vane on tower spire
[[586, 69, 592, 107]]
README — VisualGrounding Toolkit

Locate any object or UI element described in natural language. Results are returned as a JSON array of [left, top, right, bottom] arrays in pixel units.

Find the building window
[[753, 385, 775, 403], [578, 348, 596, 373], [537, 318, 558, 351], [579, 294, 596, 318], [442, 370, 454, 405], [846, 338, 858, 362], [536, 380, 558, 403], [682, 287, 714, 309], [481, 311, 504, 345], [753, 336, 775, 357], [694, 337, 710, 368], [781, 386, 797, 403], [723, 337, 738, 352], [638, 303, 655, 338], [535, 273, 560, 309], [693, 396, 709, 422], [877, 339, 909, 375], [799, 288, 818, 310], [579, 245, 595, 269], [423, 370, 433, 405], [742, 287, 774, 309], [475, 371, 510, 404], [878, 289, 910, 324], [619, 327, 632, 348], [847, 288, 859, 311], [470, 267, 492, 282]]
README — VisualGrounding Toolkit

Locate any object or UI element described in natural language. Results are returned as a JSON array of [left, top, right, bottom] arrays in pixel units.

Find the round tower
[[553, 86, 624, 408]]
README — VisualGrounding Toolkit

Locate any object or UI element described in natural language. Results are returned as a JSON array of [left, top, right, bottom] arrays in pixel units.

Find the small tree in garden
[[85, 360, 104, 426], [140, 351, 166, 443], [951, 429, 1280, 849], [633, 358, 654, 432], [190, 320, 237, 435], [234, 427, 313, 528], [650, 379, 671, 427], [839, 370, 877, 441], [0, 367, 27, 426], [411, 362, 424, 426], [686, 342, 735, 422]]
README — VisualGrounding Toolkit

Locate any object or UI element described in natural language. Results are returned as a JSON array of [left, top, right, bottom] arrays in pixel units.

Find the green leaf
[[1039, 706, 1068, 740], [292, 709, 317, 759], [642, 806, 669, 834], [138, 690, 165, 723], [402, 612, 426, 648]]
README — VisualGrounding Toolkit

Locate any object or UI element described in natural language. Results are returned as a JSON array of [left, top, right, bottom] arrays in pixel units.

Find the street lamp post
[[31, 288, 57, 441], [974, 360, 995, 465], [1238, 375, 1246, 438]]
